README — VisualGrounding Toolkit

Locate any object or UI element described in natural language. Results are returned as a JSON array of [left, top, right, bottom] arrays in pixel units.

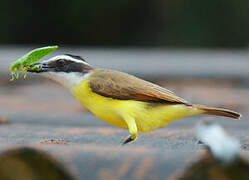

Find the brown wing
[[89, 69, 189, 104]]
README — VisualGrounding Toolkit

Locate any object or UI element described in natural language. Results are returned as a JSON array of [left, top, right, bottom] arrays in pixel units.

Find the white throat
[[43, 71, 92, 91]]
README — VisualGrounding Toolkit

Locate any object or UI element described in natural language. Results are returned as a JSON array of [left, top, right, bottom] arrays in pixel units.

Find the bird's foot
[[122, 134, 137, 145]]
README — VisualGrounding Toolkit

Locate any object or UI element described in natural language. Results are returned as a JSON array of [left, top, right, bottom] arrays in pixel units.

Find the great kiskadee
[[28, 54, 241, 144]]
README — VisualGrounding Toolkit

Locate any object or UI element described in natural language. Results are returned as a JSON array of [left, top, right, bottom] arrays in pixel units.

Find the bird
[[28, 54, 241, 144]]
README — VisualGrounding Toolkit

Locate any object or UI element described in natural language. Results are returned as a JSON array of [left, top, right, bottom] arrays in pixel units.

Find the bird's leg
[[122, 116, 138, 145]]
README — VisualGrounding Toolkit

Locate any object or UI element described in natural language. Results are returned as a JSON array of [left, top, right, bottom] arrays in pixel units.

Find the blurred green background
[[0, 0, 248, 47]]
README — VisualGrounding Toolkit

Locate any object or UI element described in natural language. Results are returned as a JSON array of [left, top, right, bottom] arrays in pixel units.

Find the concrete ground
[[0, 47, 248, 179]]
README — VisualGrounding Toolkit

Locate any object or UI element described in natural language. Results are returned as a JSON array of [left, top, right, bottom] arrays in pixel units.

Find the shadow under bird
[[28, 54, 241, 144]]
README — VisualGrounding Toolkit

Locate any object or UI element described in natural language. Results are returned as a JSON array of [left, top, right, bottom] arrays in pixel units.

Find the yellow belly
[[72, 79, 204, 132]]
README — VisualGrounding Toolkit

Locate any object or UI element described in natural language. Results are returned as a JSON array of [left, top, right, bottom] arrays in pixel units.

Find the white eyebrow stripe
[[42, 55, 89, 65]]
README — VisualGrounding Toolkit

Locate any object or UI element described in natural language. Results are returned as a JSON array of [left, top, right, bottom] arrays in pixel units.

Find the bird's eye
[[57, 59, 65, 65]]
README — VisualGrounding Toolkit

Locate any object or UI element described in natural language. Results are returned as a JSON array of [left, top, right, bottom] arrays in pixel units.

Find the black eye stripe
[[47, 59, 92, 73], [57, 59, 66, 64], [55, 59, 73, 67]]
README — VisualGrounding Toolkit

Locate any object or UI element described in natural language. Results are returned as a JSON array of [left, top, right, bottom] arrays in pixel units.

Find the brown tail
[[193, 104, 241, 119]]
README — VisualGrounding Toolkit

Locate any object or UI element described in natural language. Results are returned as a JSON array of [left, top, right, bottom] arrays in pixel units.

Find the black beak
[[27, 63, 51, 73]]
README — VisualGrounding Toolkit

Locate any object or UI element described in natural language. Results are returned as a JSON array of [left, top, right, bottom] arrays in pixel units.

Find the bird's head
[[28, 54, 94, 90]]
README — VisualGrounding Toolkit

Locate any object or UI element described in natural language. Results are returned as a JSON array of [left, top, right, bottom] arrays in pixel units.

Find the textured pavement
[[0, 79, 248, 180]]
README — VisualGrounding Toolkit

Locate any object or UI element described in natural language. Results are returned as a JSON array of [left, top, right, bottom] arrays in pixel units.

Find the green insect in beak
[[10, 46, 58, 81]]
